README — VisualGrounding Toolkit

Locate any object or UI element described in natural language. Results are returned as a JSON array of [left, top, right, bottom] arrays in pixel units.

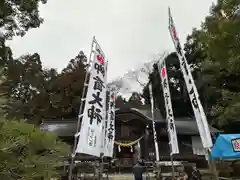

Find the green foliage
[[0, 0, 47, 39], [143, 0, 240, 130], [47, 51, 87, 118], [1, 53, 50, 122], [185, 0, 240, 128], [0, 117, 70, 180], [0, 51, 87, 123]]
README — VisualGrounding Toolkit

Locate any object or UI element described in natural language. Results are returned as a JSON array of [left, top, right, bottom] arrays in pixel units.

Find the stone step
[[107, 173, 154, 180]]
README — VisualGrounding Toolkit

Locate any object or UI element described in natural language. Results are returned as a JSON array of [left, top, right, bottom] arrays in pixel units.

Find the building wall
[[145, 135, 201, 160]]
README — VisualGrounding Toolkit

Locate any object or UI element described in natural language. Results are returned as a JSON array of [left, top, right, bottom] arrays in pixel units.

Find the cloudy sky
[[7, 0, 215, 81]]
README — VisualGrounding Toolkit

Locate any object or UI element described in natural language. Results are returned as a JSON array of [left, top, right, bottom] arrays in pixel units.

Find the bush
[[0, 117, 70, 180]]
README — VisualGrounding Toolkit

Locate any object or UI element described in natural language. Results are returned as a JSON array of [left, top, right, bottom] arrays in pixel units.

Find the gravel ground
[[78, 173, 155, 180]]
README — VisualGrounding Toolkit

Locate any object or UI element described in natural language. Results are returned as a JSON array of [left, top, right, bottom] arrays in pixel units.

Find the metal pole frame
[[68, 36, 96, 180], [148, 83, 160, 162]]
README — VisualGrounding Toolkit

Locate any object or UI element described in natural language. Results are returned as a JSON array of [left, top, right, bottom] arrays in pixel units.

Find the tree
[[184, 0, 240, 128], [0, 0, 49, 123], [115, 95, 127, 107], [128, 92, 143, 106], [45, 51, 88, 118], [0, 0, 47, 39], [143, 52, 194, 118], [0, 51, 88, 123], [0, 116, 70, 180], [0, 53, 49, 123]]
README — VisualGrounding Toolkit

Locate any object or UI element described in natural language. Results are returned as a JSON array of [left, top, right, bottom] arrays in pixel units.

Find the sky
[[7, 0, 216, 82]]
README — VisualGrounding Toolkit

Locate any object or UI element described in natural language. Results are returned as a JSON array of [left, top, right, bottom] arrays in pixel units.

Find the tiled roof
[[40, 106, 220, 137]]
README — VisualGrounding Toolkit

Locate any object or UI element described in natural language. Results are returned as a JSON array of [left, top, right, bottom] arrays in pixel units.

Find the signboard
[[232, 138, 240, 152], [75, 42, 107, 157], [168, 7, 212, 148], [158, 59, 179, 155]]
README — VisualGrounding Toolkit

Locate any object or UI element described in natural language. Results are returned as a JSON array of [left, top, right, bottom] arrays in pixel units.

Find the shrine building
[[40, 102, 220, 169]]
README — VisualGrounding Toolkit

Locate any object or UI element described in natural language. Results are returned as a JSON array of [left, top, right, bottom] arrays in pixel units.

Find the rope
[[114, 136, 144, 147]]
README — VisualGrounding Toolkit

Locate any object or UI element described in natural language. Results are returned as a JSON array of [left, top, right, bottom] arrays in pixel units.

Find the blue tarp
[[211, 134, 240, 160]]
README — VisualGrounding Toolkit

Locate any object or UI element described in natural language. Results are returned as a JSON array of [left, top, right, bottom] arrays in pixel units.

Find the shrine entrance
[[113, 108, 149, 171], [116, 146, 133, 159], [113, 135, 144, 173], [114, 143, 141, 172]]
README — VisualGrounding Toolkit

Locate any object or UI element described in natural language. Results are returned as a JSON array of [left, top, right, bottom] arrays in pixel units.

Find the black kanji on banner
[[94, 135, 97, 147], [169, 122, 174, 130], [108, 121, 114, 139], [89, 91, 103, 107], [181, 59, 189, 76], [188, 78, 192, 84], [110, 101, 114, 108], [168, 117, 174, 130], [110, 111, 114, 120], [165, 93, 170, 105], [93, 76, 105, 92], [189, 87, 198, 109], [163, 79, 168, 89], [94, 63, 105, 77], [87, 105, 102, 125], [191, 95, 198, 109], [176, 41, 182, 56], [168, 108, 173, 117], [88, 129, 94, 146], [107, 110, 114, 140]]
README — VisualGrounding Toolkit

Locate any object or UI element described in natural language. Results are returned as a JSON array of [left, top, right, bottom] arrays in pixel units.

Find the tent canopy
[[211, 134, 240, 160]]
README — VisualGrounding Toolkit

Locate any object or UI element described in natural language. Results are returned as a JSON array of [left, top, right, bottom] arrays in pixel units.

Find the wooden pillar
[[144, 125, 149, 160], [113, 144, 117, 159], [138, 140, 141, 160]]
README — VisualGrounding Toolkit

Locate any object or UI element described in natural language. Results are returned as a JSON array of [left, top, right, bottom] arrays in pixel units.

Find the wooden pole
[[207, 149, 219, 180], [170, 155, 175, 179], [99, 153, 104, 180]]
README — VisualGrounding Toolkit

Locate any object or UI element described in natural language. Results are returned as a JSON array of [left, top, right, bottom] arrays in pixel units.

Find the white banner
[[76, 41, 107, 157], [100, 61, 108, 156], [104, 90, 116, 157], [168, 7, 212, 148], [158, 58, 179, 155]]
